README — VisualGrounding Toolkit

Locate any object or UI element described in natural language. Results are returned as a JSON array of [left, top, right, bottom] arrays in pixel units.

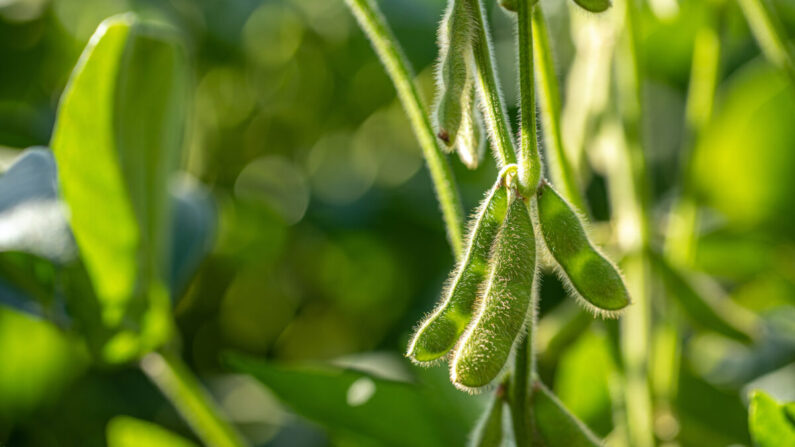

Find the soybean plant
[[343, 0, 755, 444]]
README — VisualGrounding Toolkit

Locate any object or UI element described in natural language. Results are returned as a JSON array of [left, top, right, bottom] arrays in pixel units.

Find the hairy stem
[[468, 0, 518, 167], [141, 350, 249, 447], [737, 0, 795, 83], [344, 0, 465, 258], [532, 6, 586, 211], [517, 0, 542, 196]]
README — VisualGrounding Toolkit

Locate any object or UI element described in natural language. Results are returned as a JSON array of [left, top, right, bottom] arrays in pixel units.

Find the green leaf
[[529, 381, 602, 447], [748, 390, 795, 447], [225, 353, 466, 447], [107, 416, 198, 447], [50, 14, 188, 363], [653, 252, 760, 344]]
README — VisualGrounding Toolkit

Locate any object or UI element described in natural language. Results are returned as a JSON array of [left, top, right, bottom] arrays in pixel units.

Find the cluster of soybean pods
[[407, 0, 624, 393]]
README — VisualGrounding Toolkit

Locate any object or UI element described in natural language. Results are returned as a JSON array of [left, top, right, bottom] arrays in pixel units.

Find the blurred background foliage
[[0, 0, 793, 445]]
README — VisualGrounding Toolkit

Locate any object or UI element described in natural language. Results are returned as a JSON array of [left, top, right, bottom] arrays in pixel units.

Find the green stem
[[613, 0, 654, 445], [510, 335, 531, 446], [665, 18, 721, 265], [531, 6, 586, 212], [517, 0, 542, 196], [140, 350, 249, 447], [468, 0, 518, 167], [737, 0, 795, 83], [344, 0, 465, 259]]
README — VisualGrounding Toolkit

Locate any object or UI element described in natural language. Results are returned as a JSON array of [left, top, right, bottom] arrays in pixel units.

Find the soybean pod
[[572, 0, 611, 13], [456, 85, 486, 169], [452, 192, 536, 390], [537, 182, 630, 316], [408, 180, 509, 363], [435, 0, 474, 147]]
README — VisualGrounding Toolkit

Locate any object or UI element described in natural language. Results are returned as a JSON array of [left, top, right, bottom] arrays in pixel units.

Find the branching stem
[[344, 0, 465, 259]]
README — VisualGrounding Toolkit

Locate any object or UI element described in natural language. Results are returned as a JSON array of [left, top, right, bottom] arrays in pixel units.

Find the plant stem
[[613, 0, 654, 445], [468, 0, 518, 167], [141, 350, 249, 447], [517, 0, 541, 196], [665, 17, 721, 265], [344, 0, 465, 259], [531, 6, 587, 212], [737, 0, 795, 83]]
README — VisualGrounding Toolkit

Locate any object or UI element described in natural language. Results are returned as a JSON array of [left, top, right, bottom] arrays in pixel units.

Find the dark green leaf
[[225, 352, 467, 447]]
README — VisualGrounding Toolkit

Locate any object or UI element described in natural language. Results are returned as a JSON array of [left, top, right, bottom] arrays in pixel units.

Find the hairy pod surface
[[572, 0, 611, 13], [456, 85, 486, 169], [452, 193, 536, 390], [435, 0, 474, 147], [408, 183, 509, 363], [530, 382, 602, 446], [537, 183, 630, 317], [469, 388, 504, 447]]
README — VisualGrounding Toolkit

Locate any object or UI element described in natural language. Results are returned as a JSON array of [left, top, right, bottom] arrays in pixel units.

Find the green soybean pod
[[435, 0, 473, 147], [572, 0, 611, 13], [407, 181, 509, 363], [456, 86, 486, 169], [498, 0, 517, 12], [469, 387, 505, 447], [530, 381, 602, 447], [452, 193, 536, 391], [537, 182, 630, 317]]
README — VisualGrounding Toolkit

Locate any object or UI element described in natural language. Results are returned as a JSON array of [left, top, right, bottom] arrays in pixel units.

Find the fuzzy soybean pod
[[530, 382, 602, 447], [407, 183, 509, 363], [452, 194, 536, 391], [456, 86, 486, 169], [435, 0, 473, 147], [537, 182, 630, 316], [572, 0, 611, 13]]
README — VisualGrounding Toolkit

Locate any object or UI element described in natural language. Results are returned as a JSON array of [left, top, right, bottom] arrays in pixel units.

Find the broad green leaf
[[226, 353, 466, 447], [653, 253, 760, 344], [50, 14, 188, 363], [748, 390, 795, 447], [530, 381, 602, 447], [107, 416, 198, 447]]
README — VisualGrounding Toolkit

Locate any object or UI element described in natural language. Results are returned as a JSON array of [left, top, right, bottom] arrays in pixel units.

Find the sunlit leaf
[[50, 13, 189, 363], [225, 352, 467, 447], [106, 416, 198, 447], [748, 390, 795, 447]]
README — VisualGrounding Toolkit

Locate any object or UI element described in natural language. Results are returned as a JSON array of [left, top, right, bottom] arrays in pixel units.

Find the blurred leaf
[[653, 252, 760, 344], [49, 14, 189, 363], [530, 381, 602, 447], [0, 306, 87, 429], [106, 416, 198, 447], [0, 148, 74, 262], [748, 390, 795, 447], [225, 353, 467, 447], [169, 177, 216, 297], [692, 62, 795, 236]]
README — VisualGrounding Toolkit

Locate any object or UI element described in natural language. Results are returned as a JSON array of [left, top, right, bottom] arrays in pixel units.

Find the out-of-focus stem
[[468, 0, 518, 167], [532, 6, 587, 211], [665, 19, 721, 265], [612, 0, 654, 445], [517, 0, 541, 196], [141, 350, 249, 447], [344, 0, 465, 259], [737, 0, 795, 83]]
